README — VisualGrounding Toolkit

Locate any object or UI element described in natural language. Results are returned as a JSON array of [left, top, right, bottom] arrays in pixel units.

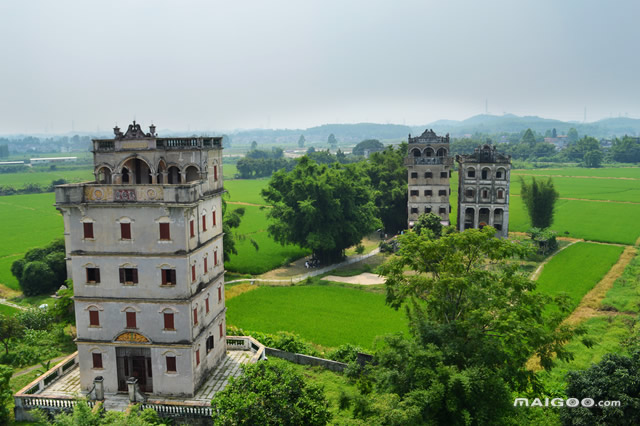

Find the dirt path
[[0, 298, 26, 311], [563, 245, 637, 325], [226, 201, 271, 208], [323, 272, 385, 285]]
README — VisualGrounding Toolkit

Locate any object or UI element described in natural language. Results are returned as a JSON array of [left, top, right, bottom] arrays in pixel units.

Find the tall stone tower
[[456, 144, 511, 238], [405, 129, 453, 227], [55, 121, 226, 398]]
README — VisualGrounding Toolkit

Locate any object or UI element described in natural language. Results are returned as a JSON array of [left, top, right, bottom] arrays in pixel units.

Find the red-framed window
[[159, 223, 170, 240], [214, 165, 218, 181], [219, 322, 223, 338], [204, 257, 208, 274], [161, 269, 176, 286], [193, 307, 198, 325], [202, 215, 207, 231], [214, 251, 218, 266], [195, 349, 200, 366], [86, 268, 100, 283], [119, 268, 138, 284], [190, 220, 195, 238], [89, 310, 100, 326], [92, 353, 103, 369], [120, 223, 131, 240], [164, 312, 175, 330], [83, 223, 94, 239], [126, 311, 137, 329], [212, 211, 216, 226], [218, 286, 222, 302], [191, 265, 196, 282], [205, 297, 210, 314], [166, 356, 176, 372]]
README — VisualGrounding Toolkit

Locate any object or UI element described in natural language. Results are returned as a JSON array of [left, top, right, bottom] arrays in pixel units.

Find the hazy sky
[[1, 0, 638, 134]]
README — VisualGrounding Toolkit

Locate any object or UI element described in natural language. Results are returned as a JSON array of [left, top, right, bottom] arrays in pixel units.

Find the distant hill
[[418, 114, 640, 138]]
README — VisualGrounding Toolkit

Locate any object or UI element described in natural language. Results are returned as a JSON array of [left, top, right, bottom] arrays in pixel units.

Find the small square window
[[467, 170, 476, 178], [439, 207, 447, 214], [425, 207, 432, 213], [466, 189, 473, 198], [119, 268, 138, 285], [410, 207, 418, 214], [440, 172, 447, 178], [206, 336, 214, 353], [86, 268, 100, 284], [166, 356, 177, 372], [438, 190, 446, 196], [482, 190, 489, 198], [425, 172, 433, 178], [410, 172, 418, 179], [161, 269, 176, 286], [425, 190, 432, 196], [410, 190, 419, 196]]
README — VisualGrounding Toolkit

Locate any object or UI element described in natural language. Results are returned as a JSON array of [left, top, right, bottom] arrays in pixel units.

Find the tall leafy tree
[[359, 144, 407, 234], [0, 364, 12, 425], [0, 314, 24, 355], [211, 361, 331, 425], [520, 177, 559, 228], [297, 134, 306, 148], [365, 228, 579, 424], [327, 133, 337, 148], [262, 157, 380, 263], [521, 128, 537, 147], [352, 139, 384, 156]]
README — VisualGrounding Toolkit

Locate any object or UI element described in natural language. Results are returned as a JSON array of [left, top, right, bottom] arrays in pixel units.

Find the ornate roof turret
[[408, 129, 450, 144]]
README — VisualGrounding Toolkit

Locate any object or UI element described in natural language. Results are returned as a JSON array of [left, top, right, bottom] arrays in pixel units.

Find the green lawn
[[0, 303, 20, 315], [0, 168, 93, 187], [535, 242, 624, 312], [512, 167, 640, 179], [225, 205, 309, 274], [600, 254, 640, 313], [510, 176, 640, 203], [224, 179, 270, 205], [225, 284, 408, 349], [0, 193, 63, 290], [508, 198, 640, 245]]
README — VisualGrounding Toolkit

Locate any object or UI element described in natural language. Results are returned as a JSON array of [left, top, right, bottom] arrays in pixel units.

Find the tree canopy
[[262, 156, 380, 263], [12, 238, 66, 296], [211, 361, 331, 425], [520, 177, 559, 229], [360, 227, 579, 424], [352, 139, 384, 156]]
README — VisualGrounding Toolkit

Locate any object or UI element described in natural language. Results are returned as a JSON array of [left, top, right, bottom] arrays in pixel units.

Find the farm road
[[0, 298, 26, 311]]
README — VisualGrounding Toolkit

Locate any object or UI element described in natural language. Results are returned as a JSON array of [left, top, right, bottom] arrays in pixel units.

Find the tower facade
[[456, 144, 511, 238], [55, 121, 226, 398], [405, 129, 453, 227]]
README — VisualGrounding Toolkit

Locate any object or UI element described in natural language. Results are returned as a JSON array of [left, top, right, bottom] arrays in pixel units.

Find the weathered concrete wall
[[265, 348, 347, 372]]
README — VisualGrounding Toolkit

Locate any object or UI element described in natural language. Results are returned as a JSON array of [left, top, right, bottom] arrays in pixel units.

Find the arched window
[[185, 166, 200, 183]]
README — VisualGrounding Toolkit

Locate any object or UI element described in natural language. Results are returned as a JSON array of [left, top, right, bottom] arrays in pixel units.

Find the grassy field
[[0, 193, 63, 290], [224, 179, 269, 205], [0, 304, 20, 315], [510, 176, 640, 203], [223, 163, 238, 179], [600, 254, 640, 313], [0, 168, 93, 187], [535, 242, 624, 312], [225, 283, 408, 348], [224, 205, 309, 274], [512, 167, 640, 179]]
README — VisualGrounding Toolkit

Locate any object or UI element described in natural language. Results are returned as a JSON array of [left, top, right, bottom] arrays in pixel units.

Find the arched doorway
[[185, 166, 200, 183], [97, 167, 112, 184], [121, 158, 152, 184], [157, 160, 167, 184], [167, 166, 181, 184]]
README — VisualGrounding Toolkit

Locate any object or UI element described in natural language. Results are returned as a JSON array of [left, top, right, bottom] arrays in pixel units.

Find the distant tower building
[[456, 144, 511, 238], [55, 121, 226, 398], [406, 129, 453, 227]]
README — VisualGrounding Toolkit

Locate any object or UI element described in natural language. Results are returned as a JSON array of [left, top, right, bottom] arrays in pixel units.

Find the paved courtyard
[[37, 350, 252, 405]]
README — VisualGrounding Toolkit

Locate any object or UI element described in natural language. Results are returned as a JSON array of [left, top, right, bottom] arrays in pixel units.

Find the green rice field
[[535, 242, 624, 311], [225, 284, 408, 348], [512, 167, 640, 179], [0, 169, 93, 187], [510, 176, 640, 203], [0, 193, 63, 290], [224, 179, 269, 205]]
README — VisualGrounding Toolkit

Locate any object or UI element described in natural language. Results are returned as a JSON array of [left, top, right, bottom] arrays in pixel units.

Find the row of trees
[[0, 178, 68, 196]]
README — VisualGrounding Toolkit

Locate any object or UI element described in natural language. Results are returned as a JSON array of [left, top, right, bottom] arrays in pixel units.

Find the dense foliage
[[347, 227, 580, 424], [33, 401, 164, 425], [560, 352, 640, 425], [352, 139, 384, 156], [520, 177, 559, 229], [11, 238, 66, 296], [262, 157, 380, 263], [0, 364, 11, 425], [211, 361, 332, 425]]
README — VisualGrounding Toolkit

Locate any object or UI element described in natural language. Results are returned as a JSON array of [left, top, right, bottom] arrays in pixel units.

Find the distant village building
[[405, 129, 453, 227], [30, 156, 77, 164], [54, 121, 227, 397], [456, 144, 511, 238]]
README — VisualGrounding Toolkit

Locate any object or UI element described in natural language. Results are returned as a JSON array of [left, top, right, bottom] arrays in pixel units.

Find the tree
[[552, 128, 557, 138], [33, 400, 163, 425], [521, 128, 537, 147], [584, 149, 603, 167], [520, 177, 559, 229], [0, 314, 24, 355], [262, 157, 380, 264], [352, 139, 384, 156], [411, 212, 442, 238], [567, 127, 579, 143], [20, 260, 55, 296], [250, 140, 258, 150], [0, 364, 12, 425], [211, 361, 331, 425], [306, 146, 315, 154], [327, 133, 337, 149], [298, 134, 306, 148], [610, 136, 640, 163], [560, 353, 640, 425], [565, 136, 601, 162], [369, 228, 579, 424], [359, 144, 407, 234]]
